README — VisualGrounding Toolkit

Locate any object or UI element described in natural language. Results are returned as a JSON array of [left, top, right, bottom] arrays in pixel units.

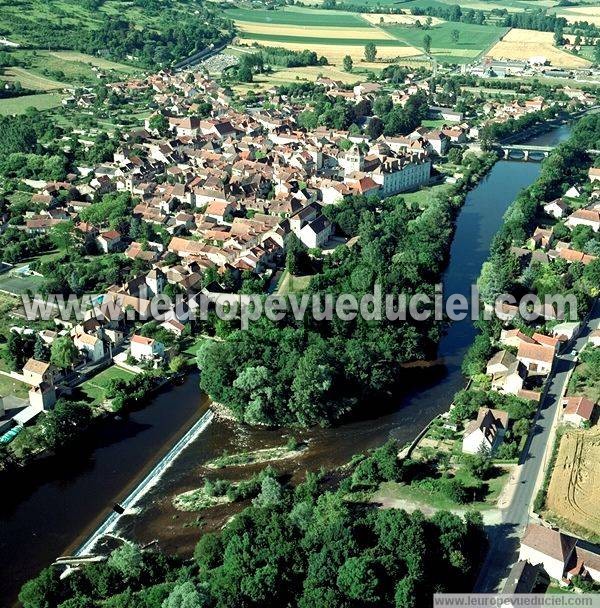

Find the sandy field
[[546, 427, 600, 541], [238, 38, 422, 64], [487, 28, 591, 68]]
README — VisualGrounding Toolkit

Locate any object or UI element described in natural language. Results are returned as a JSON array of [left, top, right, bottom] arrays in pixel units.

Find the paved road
[[474, 300, 600, 593]]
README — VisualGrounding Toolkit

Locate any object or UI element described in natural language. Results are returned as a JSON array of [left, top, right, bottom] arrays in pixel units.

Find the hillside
[[0, 0, 234, 67]]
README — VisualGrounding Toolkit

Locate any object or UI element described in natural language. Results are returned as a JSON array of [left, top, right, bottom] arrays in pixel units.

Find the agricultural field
[[551, 5, 600, 27], [487, 28, 592, 68], [229, 6, 423, 65], [0, 93, 63, 116], [545, 427, 600, 542], [384, 21, 507, 63]]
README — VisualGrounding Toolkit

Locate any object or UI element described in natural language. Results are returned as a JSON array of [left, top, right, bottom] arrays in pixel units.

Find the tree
[[423, 34, 432, 54], [107, 544, 144, 582], [595, 41, 600, 65], [148, 113, 169, 135], [337, 556, 380, 603], [50, 221, 75, 252], [343, 55, 353, 72], [163, 581, 208, 608], [42, 400, 93, 450], [19, 568, 64, 608], [451, 29, 460, 44], [364, 42, 377, 62], [51, 336, 79, 369], [237, 64, 253, 83], [252, 476, 283, 508], [365, 116, 384, 140]]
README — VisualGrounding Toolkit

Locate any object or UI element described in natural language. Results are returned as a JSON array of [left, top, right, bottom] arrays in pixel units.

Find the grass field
[[227, 6, 367, 28], [79, 366, 136, 405], [545, 427, 600, 542], [400, 183, 454, 209], [0, 270, 46, 293], [0, 92, 63, 115], [488, 28, 592, 68], [3, 50, 137, 91], [0, 373, 30, 399], [276, 270, 313, 295], [384, 21, 506, 63]]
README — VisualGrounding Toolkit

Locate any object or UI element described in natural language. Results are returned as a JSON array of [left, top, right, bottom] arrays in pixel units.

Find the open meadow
[[546, 427, 600, 542], [487, 28, 592, 68], [384, 21, 507, 63]]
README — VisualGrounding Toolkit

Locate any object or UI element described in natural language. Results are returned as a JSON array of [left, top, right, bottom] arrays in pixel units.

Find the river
[[0, 124, 571, 606]]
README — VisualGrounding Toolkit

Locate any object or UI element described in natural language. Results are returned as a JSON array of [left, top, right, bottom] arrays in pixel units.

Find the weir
[[74, 409, 214, 557]]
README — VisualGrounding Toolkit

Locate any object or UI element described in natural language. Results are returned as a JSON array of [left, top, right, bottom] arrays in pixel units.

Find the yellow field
[[237, 21, 396, 41], [487, 28, 591, 68], [362, 13, 443, 26], [555, 6, 600, 26], [546, 427, 600, 542], [237, 38, 421, 65]]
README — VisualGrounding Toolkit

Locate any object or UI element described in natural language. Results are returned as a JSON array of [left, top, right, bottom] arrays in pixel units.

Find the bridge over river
[[496, 143, 600, 161]]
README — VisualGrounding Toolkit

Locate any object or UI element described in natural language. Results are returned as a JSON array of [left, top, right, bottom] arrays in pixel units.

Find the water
[[0, 124, 571, 606]]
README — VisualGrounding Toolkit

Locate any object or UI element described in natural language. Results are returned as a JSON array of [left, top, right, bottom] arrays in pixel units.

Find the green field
[[79, 366, 136, 405], [0, 270, 46, 293], [239, 32, 405, 46], [3, 50, 137, 91], [384, 21, 506, 62], [0, 373, 30, 399], [0, 92, 63, 115], [226, 6, 368, 27]]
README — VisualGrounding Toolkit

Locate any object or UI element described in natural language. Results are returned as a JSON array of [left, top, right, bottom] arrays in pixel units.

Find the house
[[73, 333, 105, 362], [565, 209, 600, 232], [562, 396, 595, 427], [565, 186, 582, 198], [499, 329, 535, 349], [519, 524, 577, 582], [543, 198, 568, 219], [486, 350, 517, 375], [28, 382, 57, 411], [97, 230, 122, 253], [22, 358, 52, 386], [298, 215, 332, 249], [589, 329, 600, 347], [501, 561, 540, 594], [130, 334, 165, 362], [517, 342, 554, 375], [462, 407, 509, 455], [161, 318, 185, 336], [588, 167, 600, 183], [491, 361, 526, 395]]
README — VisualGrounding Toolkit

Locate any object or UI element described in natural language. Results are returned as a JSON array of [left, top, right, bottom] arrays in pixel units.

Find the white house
[[74, 333, 105, 362], [130, 334, 165, 362], [517, 342, 554, 375], [565, 209, 600, 232], [562, 396, 595, 427], [486, 350, 516, 376], [298, 216, 332, 249], [543, 198, 568, 219], [519, 524, 577, 583], [462, 407, 509, 455]]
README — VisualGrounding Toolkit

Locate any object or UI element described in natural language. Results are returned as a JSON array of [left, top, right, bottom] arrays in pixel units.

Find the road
[[474, 299, 600, 593]]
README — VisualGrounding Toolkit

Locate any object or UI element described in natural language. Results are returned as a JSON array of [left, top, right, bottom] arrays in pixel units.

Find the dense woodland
[[20, 466, 487, 608]]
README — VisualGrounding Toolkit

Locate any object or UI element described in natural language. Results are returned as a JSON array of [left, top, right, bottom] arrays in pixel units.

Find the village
[[2, 54, 600, 602]]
